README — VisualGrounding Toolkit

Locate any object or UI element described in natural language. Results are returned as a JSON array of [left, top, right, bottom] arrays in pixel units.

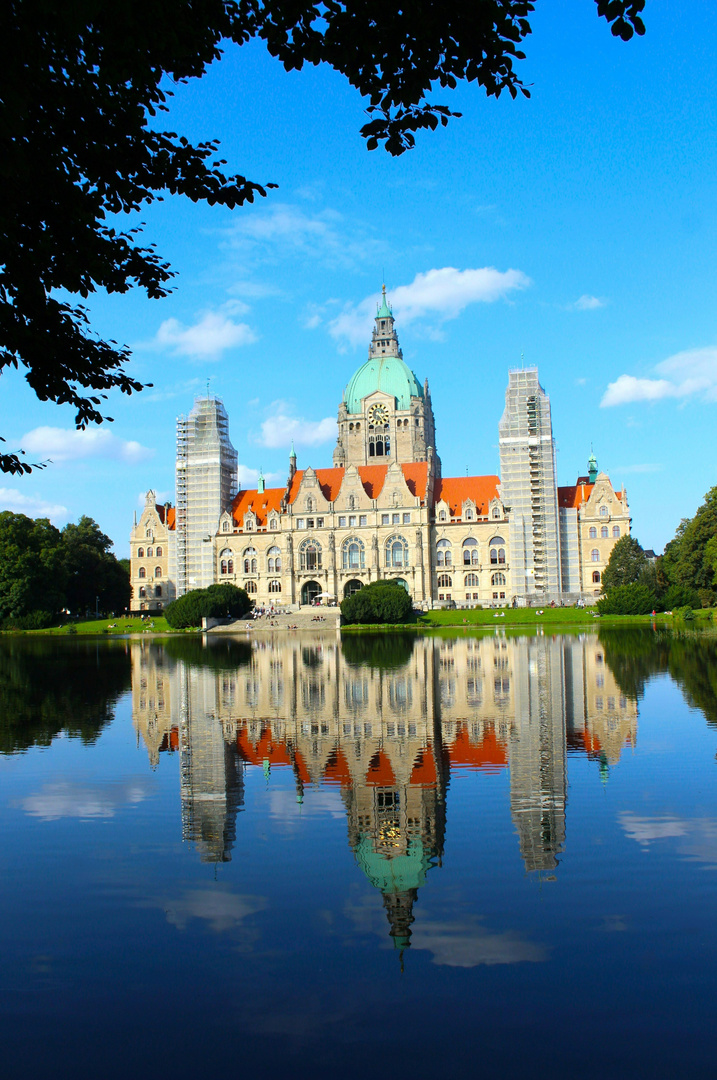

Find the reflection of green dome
[[354, 833, 431, 893], [344, 357, 423, 414]]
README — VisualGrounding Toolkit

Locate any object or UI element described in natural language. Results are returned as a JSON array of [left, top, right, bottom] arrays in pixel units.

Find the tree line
[[0, 511, 130, 628], [597, 485, 717, 615]]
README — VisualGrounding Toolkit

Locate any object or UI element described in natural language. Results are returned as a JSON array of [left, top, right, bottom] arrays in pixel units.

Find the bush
[[596, 584, 659, 616], [340, 581, 413, 625], [1, 609, 55, 630], [664, 584, 701, 611], [673, 605, 695, 621], [164, 583, 251, 629]]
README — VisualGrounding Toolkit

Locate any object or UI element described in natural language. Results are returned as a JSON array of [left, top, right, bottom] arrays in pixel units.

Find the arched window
[[492, 507, 501, 519], [306, 497, 314, 512], [243, 546, 257, 574], [438, 509, 447, 521], [245, 581, 257, 594], [600, 505, 608, 517], [147, 547, 153, 557], [436, 538, 452, 567], [342, 537, 365, 570], [491, 572, 506, 586], [613, 525, 620, 538], [138, 567, 146, 578], [348, 494, 356, 510], [245, 518, 254, 531], [464, 507, 473, 520], [591, 549, 600, 562], [385, 535, 408, 568], [267, 545, 282, 573], [462, 538, 479, 566], [139, 586, 146, 598], [589, 526, 597, 539], [155, 585, 162, 597], [489, 536, 506, 566], [155, 546, 162, 557], [300, 539, 322, 571], [437, 573, 452, 588], [269, 518, 278, 531], [154, 566, 162, 578], [222, 520, 229, 532], [137, 547, 144, 558], [592, 571, 601, 583], [465, 573, 479, 588], [601, 525, 609, 538], [269, 580, 282, 593], [220, 560, 228, 575]]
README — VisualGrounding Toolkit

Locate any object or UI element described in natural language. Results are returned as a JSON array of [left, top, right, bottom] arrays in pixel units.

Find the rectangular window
[[306, 518, 314, 529], [349, 515, 357, 526], [359, 515, 367, 526], [338, 516, 347, 527], [296, 518, 304, 529], [392, 513, 400, 524], [500, 592, 505, 599], [493, 592, 498, 599], [381, 514, 389, 525], [403, 513, 410, 524], [317, 517, 324, 528]]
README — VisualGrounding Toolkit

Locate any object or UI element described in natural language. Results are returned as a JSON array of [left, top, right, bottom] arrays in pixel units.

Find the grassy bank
[[341, 607, 716, 631], [17, 615, 175, 636]]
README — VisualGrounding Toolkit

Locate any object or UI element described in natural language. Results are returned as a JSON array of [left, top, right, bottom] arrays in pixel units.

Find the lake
[[1, 627, 717, 1079]]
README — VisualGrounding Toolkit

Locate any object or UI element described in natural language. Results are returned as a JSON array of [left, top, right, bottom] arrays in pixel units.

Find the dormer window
[[222, 520, 229, 532], [439, 510, 447, 522]]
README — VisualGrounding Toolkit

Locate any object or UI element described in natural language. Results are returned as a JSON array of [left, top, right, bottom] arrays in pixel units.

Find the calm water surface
[[2, 628, 717, 1078]]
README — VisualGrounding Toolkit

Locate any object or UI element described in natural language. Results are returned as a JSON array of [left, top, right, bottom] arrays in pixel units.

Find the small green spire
[[258, 468, 265, 493], [377, 282, 392, 319], [588, 446, 598, 483], [290, 440, 296, 459]]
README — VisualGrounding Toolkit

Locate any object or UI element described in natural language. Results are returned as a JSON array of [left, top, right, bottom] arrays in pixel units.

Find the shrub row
[[340, 581, 413, 625], [164, 584, 251, 629]]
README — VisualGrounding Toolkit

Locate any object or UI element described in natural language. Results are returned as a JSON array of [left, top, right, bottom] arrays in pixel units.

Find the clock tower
[[333, 286, 439, 469]]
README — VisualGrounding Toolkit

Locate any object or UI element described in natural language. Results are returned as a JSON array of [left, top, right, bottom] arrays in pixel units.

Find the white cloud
[[620, 812, 688, 845], [163, 889, 266, 933], [236, 465, 283, 489], [153, 311, 257, 360], [0, 488, 68, 521], [254, 401, 337, 449], [570, 294, 606, 310], [601, 346, 717, 407], [21, 780, 151, 821], [330, 266, 530, 347], [21, 426, 153, 465]]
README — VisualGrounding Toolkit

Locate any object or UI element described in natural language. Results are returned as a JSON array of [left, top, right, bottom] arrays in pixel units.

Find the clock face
[[368, 403, 390, 425]]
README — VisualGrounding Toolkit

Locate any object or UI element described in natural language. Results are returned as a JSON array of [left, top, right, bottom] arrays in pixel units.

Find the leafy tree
[[0, 511, 66, 622], [662, 486, 717, 605], [596, 583, 658, 615], [341, 580, 413, 624], [60, 515, 130, 614], [164, 582, 251, 628], [600, 534, 648, 592], [1, 0, 645, 473]]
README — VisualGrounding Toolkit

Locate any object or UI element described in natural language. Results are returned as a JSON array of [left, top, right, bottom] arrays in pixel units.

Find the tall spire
[[588, 446, 598, 484], [369, 284, 401, 360]]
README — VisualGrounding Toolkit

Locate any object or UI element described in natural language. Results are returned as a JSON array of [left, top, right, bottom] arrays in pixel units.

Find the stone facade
[[129, 491, 176, 611], [130, 288, 631, 607]]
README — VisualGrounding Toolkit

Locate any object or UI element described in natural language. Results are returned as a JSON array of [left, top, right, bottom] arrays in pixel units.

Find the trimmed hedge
[[164, 583, 251, 629], [340, 580, 413, 624], [596, 583, 658, 616]]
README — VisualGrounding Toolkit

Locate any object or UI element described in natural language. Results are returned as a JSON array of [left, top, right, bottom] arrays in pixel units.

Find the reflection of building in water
[[130, 632, 638, 917]]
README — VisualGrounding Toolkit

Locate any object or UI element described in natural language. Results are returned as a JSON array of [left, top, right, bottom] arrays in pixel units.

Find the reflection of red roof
[[582, 730, 603, 758], [232, 487, 285, 528], [410, 746, 437, 786], [236, 723, 292, 767], [446, 724, 507, 771], [433, 476, 500, 516], [323, 748, 352, 787], [366, 749, 397, 786]]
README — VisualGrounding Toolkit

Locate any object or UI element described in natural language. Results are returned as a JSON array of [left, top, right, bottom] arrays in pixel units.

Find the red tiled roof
[[231, 487, 285, 527], [433, 475, 500, 516], [558, 482, 594, 509], [236, 723, 292, 767], [155, 504, 176, 530]]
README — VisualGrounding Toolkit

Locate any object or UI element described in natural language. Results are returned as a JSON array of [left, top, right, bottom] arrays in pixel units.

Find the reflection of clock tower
[[334, 286, 439, 471]]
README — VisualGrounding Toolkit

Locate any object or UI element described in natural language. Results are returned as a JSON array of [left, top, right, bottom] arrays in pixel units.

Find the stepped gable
[[432, 475, 500, 516], [231, 486, 284, 527], [285, 462, 430, 505], [558, 480, 625, 509]]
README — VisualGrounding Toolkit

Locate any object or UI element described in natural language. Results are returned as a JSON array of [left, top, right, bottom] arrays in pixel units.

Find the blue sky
[[3, 0, 716, 556]]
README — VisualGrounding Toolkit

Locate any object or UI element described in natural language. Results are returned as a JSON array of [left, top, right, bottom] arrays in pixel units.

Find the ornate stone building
[[129, 288, 631, 609]]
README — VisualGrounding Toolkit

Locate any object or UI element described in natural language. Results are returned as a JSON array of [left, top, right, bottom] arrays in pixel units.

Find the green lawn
[[24, 615, 174, 635], [419, 607, 714, 628]]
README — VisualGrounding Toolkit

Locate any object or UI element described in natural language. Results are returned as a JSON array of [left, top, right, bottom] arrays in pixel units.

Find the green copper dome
[[344, 356, 423, 414], [353, 833, 431, 894]]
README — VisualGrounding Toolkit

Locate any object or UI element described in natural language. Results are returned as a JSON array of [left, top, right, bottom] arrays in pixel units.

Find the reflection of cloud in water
[[20, 779, 151, 820], [620, 812, 717, 868], [164, 889, 266, 933], [412, 916, 548, 967], [267, 789, 345, 823]]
